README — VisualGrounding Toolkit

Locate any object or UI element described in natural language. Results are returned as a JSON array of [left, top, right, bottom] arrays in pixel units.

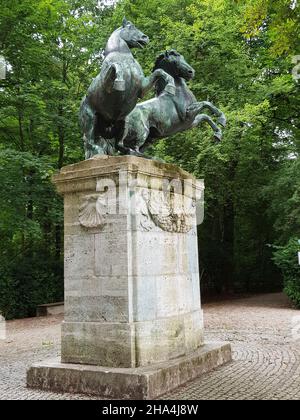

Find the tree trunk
[[55, 59, 67, 260]]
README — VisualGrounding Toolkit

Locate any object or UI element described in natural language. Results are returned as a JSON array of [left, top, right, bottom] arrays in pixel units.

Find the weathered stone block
[[94, 232, 129, 277], [27, 343, 232, 399], [131, 231, 180, 276], [64, 234, 95, 278], [65, 295, 129, 323], [61, 321, 136, 368]]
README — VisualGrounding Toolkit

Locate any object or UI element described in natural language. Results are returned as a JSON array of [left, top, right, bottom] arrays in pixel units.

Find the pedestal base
[[27, 342, 231, 399]]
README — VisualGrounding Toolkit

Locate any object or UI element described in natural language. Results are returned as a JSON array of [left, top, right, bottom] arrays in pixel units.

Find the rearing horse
[[121, 50, 226, 156], [80, 18, 175, 158]]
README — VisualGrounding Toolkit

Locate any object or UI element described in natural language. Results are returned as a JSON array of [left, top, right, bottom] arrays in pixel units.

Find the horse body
[[154, 79, 198, 136], [122, 50, 226, 155], [86, 33, 146, 122], [125, 82, 192, 142]]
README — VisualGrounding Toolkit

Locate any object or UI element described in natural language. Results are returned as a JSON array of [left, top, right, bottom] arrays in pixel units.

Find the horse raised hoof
[[217, 115, 227, 128], [214, 131, 222, 142], [164, 83, 176, 96], [113, 79, 126, 91]]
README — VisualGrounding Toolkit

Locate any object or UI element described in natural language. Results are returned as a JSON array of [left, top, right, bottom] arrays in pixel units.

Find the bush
[[273, 238, 300, 308], [0, 252, 63, 320]]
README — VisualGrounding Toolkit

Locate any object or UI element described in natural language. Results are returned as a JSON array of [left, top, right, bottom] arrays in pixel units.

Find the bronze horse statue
[[120, 50, 226, 156], [80, 18, 175, 158]]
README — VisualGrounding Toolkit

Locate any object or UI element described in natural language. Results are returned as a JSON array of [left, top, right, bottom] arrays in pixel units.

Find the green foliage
[[0, 148, 63, 318], [273, 239, 300, 308], [0, 253, 63, 320]]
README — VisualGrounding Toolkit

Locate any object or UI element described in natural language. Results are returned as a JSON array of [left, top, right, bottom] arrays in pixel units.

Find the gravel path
[[0, 293, 299, 400]]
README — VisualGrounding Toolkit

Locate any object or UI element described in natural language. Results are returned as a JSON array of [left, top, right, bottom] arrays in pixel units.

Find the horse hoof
[[113, 79, 126, 91], [218, 116, 227, 128], [214, 133, 222, 142], [165, 84, 176, 96]]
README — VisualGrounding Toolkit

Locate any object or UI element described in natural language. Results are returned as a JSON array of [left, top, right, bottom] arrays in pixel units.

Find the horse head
[[119, 18, 149, 49], [154, 50, 195, 81]]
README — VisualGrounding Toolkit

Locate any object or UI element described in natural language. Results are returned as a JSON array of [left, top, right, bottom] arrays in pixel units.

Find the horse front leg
[[114, 120, 133, 155], [192, 114, 223, 142], [104, 63, 125, 92], [187, 101, 226, 128], [140, 69, 175, 98], [119, 109, 151, 157]]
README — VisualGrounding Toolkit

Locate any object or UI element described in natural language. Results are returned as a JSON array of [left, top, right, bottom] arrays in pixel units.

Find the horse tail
[[79, 97, 94, 132]]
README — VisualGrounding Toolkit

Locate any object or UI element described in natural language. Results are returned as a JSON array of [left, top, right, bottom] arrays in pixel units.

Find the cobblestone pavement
[[0, 293, 299, 400]]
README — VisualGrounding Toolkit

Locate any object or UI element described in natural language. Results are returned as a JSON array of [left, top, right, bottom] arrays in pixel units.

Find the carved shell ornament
[[141, 190, 196, 234], [79, 194, 107, 229]]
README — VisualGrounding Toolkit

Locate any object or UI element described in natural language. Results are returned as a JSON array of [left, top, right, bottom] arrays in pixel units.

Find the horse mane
[[153, 50, 180, 71], [153, 50, 181, 96]]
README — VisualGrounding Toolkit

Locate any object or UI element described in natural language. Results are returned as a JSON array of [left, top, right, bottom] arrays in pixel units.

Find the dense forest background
[[0, 0, 299, 319]]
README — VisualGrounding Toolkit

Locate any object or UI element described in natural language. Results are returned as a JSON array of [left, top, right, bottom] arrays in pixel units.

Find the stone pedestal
[[27, 156, 231, 399]]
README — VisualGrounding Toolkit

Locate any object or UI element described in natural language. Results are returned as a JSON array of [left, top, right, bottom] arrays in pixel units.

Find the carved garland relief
[[78, 189, 196, 233]]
